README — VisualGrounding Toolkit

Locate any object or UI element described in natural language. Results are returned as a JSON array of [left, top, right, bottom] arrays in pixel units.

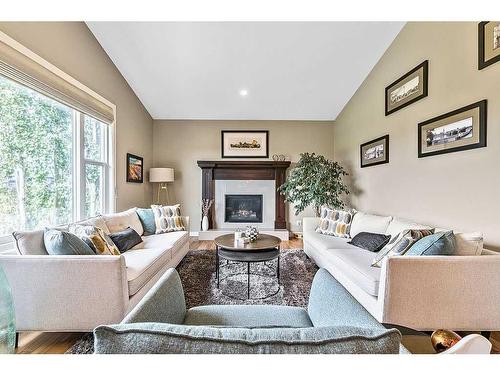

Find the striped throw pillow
[[151, 204, 185, 234], [315, 207, 354, 238]]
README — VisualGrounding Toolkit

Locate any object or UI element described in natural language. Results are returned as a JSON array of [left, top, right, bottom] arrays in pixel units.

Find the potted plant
[[278, 153, 349, 216]]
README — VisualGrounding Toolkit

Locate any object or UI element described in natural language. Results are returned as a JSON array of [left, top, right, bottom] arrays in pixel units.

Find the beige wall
[[333, 22, 500, 249], [153, 120, 335, 232], [0, 22, 154, 211]]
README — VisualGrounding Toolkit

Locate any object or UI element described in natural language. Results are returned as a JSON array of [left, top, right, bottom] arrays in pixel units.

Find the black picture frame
[[221, 130, 269, 158], [126, 153, 144, 183], [360, 135, 390, 168], [418, 100, 487, 158], [478, 21, 500, 70], [385, 60, 428, 116]]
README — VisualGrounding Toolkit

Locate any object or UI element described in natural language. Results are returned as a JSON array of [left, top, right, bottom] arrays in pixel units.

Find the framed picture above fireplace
[[221, 130, 269, 158]]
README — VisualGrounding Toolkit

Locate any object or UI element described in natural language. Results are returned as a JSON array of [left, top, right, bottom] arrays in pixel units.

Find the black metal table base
[[215, 246, 280, 300]]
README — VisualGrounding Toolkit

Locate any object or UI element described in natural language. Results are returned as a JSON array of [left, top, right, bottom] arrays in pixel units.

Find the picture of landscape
[[126, 153, 143, 183], [221, 130, 269, 158], [364, 144, 384, 160], [230, 138, 261, 149], [494, 23, 500, 50], [426, 117, 473, 147], [390, 76, 420, 105]]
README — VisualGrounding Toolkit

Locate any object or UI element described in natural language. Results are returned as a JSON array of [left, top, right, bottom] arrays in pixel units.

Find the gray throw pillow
[[348, 232, 391, 252], [405, 231, 456, 256], [109, 227, 143, 253], [136, 208, 156, 236], [43, 228, 95, 255]]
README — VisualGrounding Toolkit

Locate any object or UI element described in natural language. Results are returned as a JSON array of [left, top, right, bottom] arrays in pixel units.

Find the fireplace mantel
[[197, 160, 291, 229]]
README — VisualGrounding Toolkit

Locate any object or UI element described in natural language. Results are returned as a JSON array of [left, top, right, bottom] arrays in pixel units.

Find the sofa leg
[[481, 331, 491, 340], [15, 332, 19, 349]]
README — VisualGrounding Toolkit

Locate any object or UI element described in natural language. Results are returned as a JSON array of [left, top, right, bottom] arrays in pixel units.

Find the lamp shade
[[150, 168, 174, 182]]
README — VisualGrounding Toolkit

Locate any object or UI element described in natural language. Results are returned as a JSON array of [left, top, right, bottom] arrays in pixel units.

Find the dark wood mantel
[[197, 160, 291, 229]]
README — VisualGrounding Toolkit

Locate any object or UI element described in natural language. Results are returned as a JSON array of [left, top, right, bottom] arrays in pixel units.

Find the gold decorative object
[[431, 329, 462, 353]]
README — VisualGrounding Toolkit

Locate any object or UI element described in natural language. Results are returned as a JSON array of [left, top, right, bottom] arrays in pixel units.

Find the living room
[[1, 0, 500, 371]]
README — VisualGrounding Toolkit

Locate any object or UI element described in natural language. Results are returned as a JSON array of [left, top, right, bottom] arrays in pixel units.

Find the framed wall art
[[418, 100, 487, 158], [360, 135, 389, 168], [385, 60, 428, 116], [478, 21, 500, 70], [126, 153, 144, 183], [221, 130, 269, 158]]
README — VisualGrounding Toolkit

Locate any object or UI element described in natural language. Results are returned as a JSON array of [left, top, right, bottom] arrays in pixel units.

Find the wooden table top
[[214, 233, 280, 251]]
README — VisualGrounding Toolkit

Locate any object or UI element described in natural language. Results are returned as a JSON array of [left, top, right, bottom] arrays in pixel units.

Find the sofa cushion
[[77, 216, 110, 235], [184, 305, 313, 328], [109, 227, 143, 253], [123, 231, 189, 296], [385, 217, 433, 238], [68, 224, 121, 255], [94, 323, 402, 354], [305, 230, 359, 253], [350, 212, 392, 237], [12, 230, 47, 255], [102, 208, 144, 236], [348, 232, 391, 252], [43, 228, 95, 255], [316, 207, 354, 238], [454, 232, 483, 256], [151, 204, 185, 234], [406, 231, 456, 256], [322, 248, 382, 296]]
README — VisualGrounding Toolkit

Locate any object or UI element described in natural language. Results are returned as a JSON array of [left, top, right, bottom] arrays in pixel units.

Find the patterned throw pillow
[[315, 207, 355, 238], [151, 204, 185, 234], [68, 224, 120, 255], [371, 228, 434, 267]]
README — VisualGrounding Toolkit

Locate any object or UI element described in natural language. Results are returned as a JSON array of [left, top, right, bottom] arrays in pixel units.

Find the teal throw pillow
[[44, 228, 95, 255], [136, 208, 156, 236], [405, 230, 456, 256]]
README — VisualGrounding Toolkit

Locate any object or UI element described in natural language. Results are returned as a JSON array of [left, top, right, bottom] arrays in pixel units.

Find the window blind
[[0, 38, 114, 124]]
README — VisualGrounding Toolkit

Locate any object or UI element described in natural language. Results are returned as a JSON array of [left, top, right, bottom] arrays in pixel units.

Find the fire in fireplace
[[225, 194, 263, 223]]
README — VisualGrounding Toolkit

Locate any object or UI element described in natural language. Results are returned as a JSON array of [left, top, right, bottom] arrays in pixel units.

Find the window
[[0, 74, 113, 241]]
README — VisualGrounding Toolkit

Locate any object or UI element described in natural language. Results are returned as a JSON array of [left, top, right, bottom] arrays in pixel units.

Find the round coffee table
[[214, 234, 281, 299]]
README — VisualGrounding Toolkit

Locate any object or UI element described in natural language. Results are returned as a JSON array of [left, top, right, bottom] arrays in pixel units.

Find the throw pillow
[[136, 208, 156, 236], [371, 228, 434, 267], [405, 231, 456, 256], [151, 204, 185, 234], [316, 207, 354, 238], [68, 224, 120, 255], [348, 232, 391, 252], [43, 228, 95, 255], [109, 227, 143, 253]]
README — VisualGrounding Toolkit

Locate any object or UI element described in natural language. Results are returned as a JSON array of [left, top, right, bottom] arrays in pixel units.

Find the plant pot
[[0, 266, 16, 354], [201, 215, 209, 231]]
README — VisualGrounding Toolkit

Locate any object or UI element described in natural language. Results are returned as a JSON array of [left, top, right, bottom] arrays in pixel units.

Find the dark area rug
[[66, 248, 317, 354]]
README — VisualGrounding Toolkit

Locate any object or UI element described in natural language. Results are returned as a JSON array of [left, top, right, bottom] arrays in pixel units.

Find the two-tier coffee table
[[214, 234, 281, 299]]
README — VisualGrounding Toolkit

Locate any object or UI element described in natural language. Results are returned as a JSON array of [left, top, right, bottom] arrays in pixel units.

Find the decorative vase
[[431, 330, 462, 353], [201, 215, 209, 231], [0, 266, 16, 354], [245, 226, 259, 242]]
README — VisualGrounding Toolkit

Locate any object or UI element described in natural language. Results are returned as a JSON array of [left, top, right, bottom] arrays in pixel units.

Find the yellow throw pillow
[[69, 224, 120, 255]]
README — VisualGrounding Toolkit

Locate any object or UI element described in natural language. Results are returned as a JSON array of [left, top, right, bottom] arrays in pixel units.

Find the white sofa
[[303, 212, 500, 332], [0, 208, 190, 332]]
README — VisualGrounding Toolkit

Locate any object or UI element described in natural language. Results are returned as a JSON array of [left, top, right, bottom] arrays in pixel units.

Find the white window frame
[[0, 31, 116, 251]]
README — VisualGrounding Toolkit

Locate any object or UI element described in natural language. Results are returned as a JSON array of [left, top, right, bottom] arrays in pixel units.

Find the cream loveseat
[[303, 212, 500, 332], [0, 208, 190, 332]]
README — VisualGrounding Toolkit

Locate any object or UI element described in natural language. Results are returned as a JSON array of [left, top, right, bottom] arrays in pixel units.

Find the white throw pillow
[[151, 204, 185, 234], [101, 208, 144, 236], [454, 232, 483, 256], [350, 212, 393, 238]]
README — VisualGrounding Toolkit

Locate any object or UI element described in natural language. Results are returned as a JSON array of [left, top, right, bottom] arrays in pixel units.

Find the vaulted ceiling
[[87, 22, 404, 120]]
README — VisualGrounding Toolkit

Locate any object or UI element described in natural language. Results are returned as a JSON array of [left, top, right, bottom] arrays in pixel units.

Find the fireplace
[[225, 194, 263, 223]]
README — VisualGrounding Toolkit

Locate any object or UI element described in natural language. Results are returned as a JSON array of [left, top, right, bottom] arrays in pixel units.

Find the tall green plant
[[278, 153, 349, 216]]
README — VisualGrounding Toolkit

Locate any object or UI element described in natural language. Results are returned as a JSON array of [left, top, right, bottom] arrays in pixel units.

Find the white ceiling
[[87, 22, 404, 120]]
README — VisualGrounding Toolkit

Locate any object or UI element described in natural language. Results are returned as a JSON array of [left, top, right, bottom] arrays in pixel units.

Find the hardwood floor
[[15, 236, 500, 354]]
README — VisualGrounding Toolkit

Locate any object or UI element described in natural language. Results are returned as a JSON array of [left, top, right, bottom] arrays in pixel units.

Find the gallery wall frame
[[417, 100, 487, 158], [385, 60, 428, 116], [126, 153, 144, 183], [360, 134, 390, 168], [478, 21, 500, 70]]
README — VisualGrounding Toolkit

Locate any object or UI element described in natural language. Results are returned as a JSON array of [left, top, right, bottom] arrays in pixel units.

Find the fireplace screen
[[225, 194, 263, 223]]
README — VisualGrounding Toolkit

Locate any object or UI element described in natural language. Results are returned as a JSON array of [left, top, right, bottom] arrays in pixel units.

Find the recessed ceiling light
[[239, 89, 248, 97]]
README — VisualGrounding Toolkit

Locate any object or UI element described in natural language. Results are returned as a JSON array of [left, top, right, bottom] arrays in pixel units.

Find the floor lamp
[[150, 168, 175, 205]]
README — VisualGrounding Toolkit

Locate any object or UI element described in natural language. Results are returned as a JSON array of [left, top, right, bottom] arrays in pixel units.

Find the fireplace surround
[[197, 160, 291, 230]]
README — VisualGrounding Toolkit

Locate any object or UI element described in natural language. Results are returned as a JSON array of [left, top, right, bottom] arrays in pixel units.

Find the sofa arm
[[302, 217, 320, 235], [0, 254, 128, 331], [121, 268, 186, 325], [378, 255, 500, 331]]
